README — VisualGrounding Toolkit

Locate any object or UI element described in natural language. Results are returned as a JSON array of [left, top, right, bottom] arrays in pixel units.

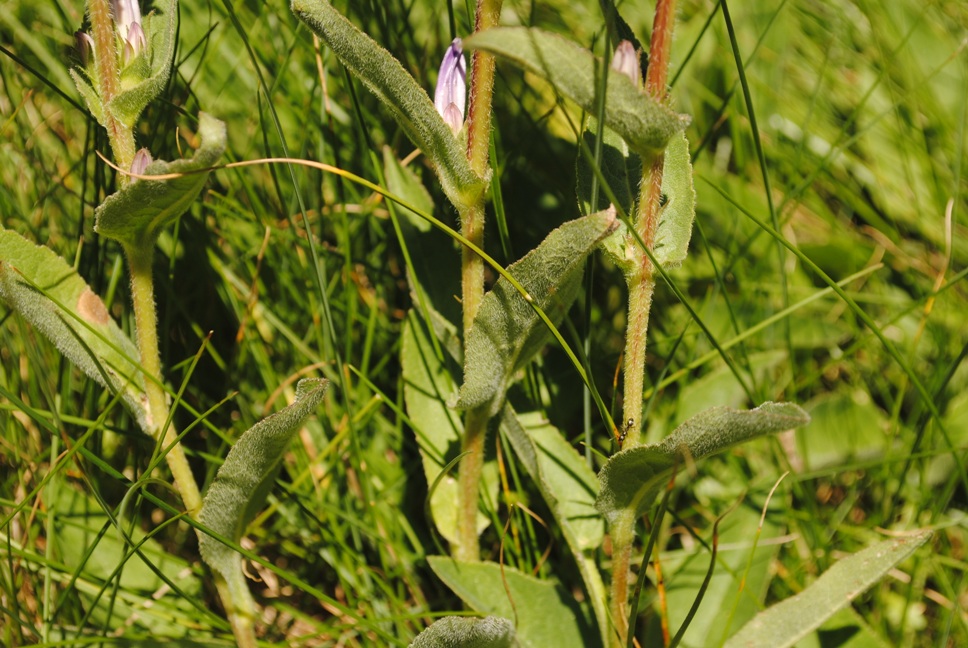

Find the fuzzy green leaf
[[401, 313, 496, 545], [198, 378, 329, 605], [291, 0, 486, 209], [94, 112, 226, 250], [653, 131, 696, 268], [463, 27, 686, 156], [724, 531, 932, 648], [0, 228, 148, 431], [410, 616, 515, 648], [456, 210, 619, 417], [107, 0, 178, 128], [428, 557, 599, 648], [596, 402, 810, 524], [577, 118, 641, 217], [69, 68, 106, 125]]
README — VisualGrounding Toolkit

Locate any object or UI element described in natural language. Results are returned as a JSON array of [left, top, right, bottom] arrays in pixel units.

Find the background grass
[[1, 0, 966, 645]]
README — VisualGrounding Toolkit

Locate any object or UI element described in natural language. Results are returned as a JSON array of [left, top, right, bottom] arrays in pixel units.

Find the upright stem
[[456, 0, 503, 563], [88, 0, 136, 179], [611, 1, 678, 645]]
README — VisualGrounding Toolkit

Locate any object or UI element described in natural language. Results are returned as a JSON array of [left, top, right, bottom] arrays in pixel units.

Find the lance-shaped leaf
[[456, 210, 619, 417], [0, 228, 148, 431], [95, 112, 226, 251], [596, 402, 810, 524], [291, 0, 486, 210], [198, 378, 329, 606], [428, 557, 600, 648], [724, 531, 932, 648], [463, 27, 686, 156], [410, 616, 515, 648], [652, 130, 696, 269], [499, 406, 607, 645]]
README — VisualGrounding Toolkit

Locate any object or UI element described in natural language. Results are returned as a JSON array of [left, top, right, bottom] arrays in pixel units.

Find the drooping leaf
[[456, 210, 619, 417], [410, 616, 515, 648], [499, 407, 607, 646], [463, 27, 686, 156], [596, 402, 810, 523], [107, 0, 178, 128], [652, 130, 696, 269], [0, 228, 148, 431], [724, 531, 932, 648], [428, 557, 600, 648], [198, 378, 329, 607], [401, 313, 498, 545], [577, 118, 642, 218], [94, 112, 226, 251], [291, 0, 486, 210]]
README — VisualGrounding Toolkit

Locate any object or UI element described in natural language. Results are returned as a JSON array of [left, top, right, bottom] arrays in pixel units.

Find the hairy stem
[[612, 1, 678, 645], [88, 0, 136, 179], [456, 0, 502, 562]]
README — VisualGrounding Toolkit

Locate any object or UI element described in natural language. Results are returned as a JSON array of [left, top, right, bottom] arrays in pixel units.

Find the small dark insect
[[617, 417, 634, 447]]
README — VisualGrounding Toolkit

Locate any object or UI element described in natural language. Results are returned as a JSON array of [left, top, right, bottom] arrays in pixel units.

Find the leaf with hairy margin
[[410, 616, 515, 648]]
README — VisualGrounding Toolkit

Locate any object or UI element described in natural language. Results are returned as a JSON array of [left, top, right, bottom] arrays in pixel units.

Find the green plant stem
[[456, 0, 502, 562], [612, 1, 678, 645], [88, 0, 135, 179]]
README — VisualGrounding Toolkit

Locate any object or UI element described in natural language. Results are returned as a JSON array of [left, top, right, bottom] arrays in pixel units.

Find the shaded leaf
[[401, 313, 498, 544], [499, 407, 607, 645], [724, 532, 932, 648], [95, 112, 226, 250], [597, 402, 810, 523], [463, 27, 686, 156], [428, 557, 599, 648], [577, 118, 641, 219], [457, 210, 618, 417], [653, 131, 696, 269], [291, 0, 486, 209], [410, 616, 515, 648], [198, 378, 329, 606], [0, 228, 148, 431]]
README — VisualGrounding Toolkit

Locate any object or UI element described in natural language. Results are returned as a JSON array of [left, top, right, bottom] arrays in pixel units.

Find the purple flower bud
[[434, 38, 466, 134], [611, 40, 641, 88], [123, 21, 147, 63], [130, 147, 153, 178], [75, 31, 94, 67], [111, 0, 143, 43]]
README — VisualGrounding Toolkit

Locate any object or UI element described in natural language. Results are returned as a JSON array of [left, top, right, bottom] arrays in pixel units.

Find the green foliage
[[0, 228, 148, 431], [410, 616, 515, 648], [456, 210, 618, 417], [597, 402, 810, 523], [463, 27, 686, 156], [95, 112, 227, 251], [725, 532, 933, 648], [198, 378, 329, 609], [428, 557, 599, 648]]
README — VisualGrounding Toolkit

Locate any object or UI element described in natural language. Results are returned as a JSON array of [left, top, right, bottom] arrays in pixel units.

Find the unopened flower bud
[[123, 21, 147, 63], [111, 0, 143, 43], [130, 147, 153, 178], [434, 38, 466, 134], [75, 31, 94, 67], [611, 40, 641, 88]]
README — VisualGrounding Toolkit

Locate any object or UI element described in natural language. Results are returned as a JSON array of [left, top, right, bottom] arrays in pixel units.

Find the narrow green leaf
[[428, 557, 599, 648], [107, 0, 178, 128], [401, 313, 498, 544], [596, 402, 810, 523], [198, 378, 329, 606], [463, 27, 687, 156], [724, 531, 932, 648], [291, 0, 486, 209], [653, 131, 696, 269], [0, 228, 148, 431], [456, 210, 619, 417], [69, 67, 106, 125], [95, 112, 226, 250], [499, 406, 608, 646], [410, 616, 515, 648], [577, 118, 641, 218]]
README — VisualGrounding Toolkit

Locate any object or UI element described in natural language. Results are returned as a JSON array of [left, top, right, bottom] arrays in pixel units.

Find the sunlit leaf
[[410, 616, 515, 648]]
